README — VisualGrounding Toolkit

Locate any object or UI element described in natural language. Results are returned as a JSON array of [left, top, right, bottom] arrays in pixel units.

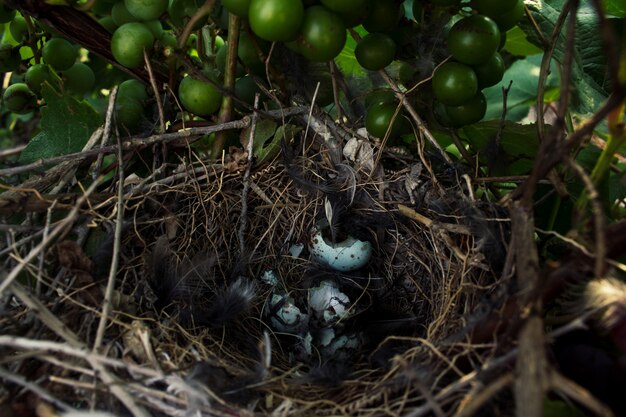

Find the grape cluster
[[0, 0, 526, 143], [431, 0, 523, 127]]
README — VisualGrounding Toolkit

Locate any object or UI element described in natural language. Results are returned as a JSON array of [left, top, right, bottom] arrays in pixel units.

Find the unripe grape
[[444, 91, 487, 127], [112, 2, 139, 26], [143, 20, 163, 40], [432, 62, 478, 106], [355, 33, 396, 71], [3, 83, 37, 114], [472, 52, 504, 88], [25, 63, 55, 93], [42, 38, 78, 71], [62, 63, 96, 96], [99, 16, 118, 33], [491, 0, 524, 31], [115, 96, 145, 132], [222, 0, 251, 17], [363, 1, 403, 33], [118, 78, 148, 102], [125, 0, 168, 21], [111, 23, 155, 68], [9, 15, 27, 42], [447, 15, 500, 65], [178, 75, 222, 116]]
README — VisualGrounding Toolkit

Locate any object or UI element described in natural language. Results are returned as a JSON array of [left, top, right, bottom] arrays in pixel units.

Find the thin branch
[[177, 0, 216, 50], [378, 69, 452, 165], [566, 158, 606, 278], [144, 50, 165, 134], [0, 107, 308, 178], [0, 365, 73, 412], [93, 128, 126, 351], [92, 87, 118, 179], [238, 94, 260, 255], [213, 12, 241, 157], [0, 179, 101, 297], [535, 1, 573, 143]]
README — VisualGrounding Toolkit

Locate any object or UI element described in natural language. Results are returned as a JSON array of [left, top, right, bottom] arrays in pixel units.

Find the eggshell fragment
[[309, 227, 372, 272], [268, 294, 309, 333], [308, 280, 351, 324]]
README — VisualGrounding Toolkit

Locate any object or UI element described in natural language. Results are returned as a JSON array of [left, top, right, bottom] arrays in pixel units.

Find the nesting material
[[0, 126, 510, 416]]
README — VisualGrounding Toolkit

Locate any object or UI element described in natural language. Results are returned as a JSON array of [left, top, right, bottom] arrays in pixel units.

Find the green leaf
[[520, 0, 611, 114], [482, 54, 560, 122], [460, 121, 541, 176], [503, 26, 543, 56], [241, 118, 276, 156], [19, 83, 102, 164], [335, 26, 367, 78], [603, 0, 626, 17], [243, 119, 302, 165], [256, 124, 301, 165]]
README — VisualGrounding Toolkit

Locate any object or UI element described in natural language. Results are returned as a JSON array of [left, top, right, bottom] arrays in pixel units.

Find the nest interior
[[1, 122, 511, 416]]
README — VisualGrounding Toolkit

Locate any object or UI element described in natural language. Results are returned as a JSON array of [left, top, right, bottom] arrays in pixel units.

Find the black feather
[[194, 277, 256, 327], [146, 236, 256, 327]]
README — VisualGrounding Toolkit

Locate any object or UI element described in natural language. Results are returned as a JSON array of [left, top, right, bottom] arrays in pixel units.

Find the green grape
[[42, 38, 78, 71], [296, 5, 347, 62], [62, 62, 96, 96], [366, 101, 408, 139], [112, 1, 139, 26], [143, 19, 163, 39], [248, 0, 304, 42], [355, 33, 396, 71], [178, 75, 222, 116], [431, 62, 478, 106], [222, 0, 251, 17], [111, 22, 155, 68], [125, 0, 168, 21], [3, 83, 37, 114], [115, 96, 145, 132], [472, 52, 504, 88], [25, 63, 56, 93], [99, 16, 118, 33], [9, 15, 27, 42], [447, 14, 500, 65], [444, 91, 487, 126], [363, 0, 403, 33], [118, 79, 149, 102]]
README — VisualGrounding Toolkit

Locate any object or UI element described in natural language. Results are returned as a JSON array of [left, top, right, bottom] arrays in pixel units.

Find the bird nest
[[0, 113, 510, 417]]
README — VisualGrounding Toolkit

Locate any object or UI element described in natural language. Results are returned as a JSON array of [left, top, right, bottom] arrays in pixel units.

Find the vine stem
[[177, 0, 215, 50], [212, 13, 241, 158]]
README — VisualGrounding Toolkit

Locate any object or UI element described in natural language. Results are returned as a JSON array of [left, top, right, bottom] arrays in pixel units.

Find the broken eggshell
[[309, 226, 372, 272], [308, 280, 351, 325], [268, 294, 309, 334], [318, 328, 362, 360]]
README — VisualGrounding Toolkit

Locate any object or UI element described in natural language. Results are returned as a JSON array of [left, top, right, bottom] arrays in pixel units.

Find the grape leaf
[[460, 121, 541, 176], [482, 54, 560, 122], [335, 26, 367, 77], [19, 83, 102, 164], [520, 0, 611, 115], [603, 0, 626, 17], [503, 26, 543, 56]]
